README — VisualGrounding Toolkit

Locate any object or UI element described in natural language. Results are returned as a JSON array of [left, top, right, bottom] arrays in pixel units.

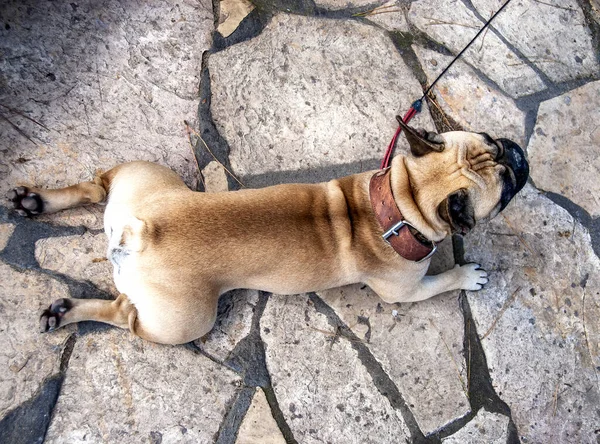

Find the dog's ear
[[396, 116, 444, 157], [438, 189, 476, 235]]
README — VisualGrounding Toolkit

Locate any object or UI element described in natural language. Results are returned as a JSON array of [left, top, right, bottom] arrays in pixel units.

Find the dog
[[7, 118, 528, 345]]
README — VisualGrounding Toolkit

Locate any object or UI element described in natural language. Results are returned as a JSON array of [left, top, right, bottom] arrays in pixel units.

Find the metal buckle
[[382, 220, 409, 241], [382, 220, 437, 263], [416, 243, 437, 263]]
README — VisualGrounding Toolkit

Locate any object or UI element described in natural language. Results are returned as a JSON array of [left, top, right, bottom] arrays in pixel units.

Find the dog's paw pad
[[39, 298, 72, 333], [458, 263, 489, 291], [7, 187, 44, 216]]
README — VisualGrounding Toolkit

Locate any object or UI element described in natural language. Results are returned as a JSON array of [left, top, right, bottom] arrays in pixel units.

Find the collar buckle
[[382, 220, 437, 263]]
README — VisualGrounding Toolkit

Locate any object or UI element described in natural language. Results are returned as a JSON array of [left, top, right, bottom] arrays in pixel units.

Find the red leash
[[380, 99, 422, 169]]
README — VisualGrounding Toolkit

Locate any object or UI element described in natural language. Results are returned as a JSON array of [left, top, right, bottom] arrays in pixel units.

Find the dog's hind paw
[[40, 298, 72, 333], [6, 186, 44, 216], [456, 263, 489, 291]]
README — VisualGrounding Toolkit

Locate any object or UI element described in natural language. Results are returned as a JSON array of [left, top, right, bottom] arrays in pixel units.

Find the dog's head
[[397, 117, 529, 236]]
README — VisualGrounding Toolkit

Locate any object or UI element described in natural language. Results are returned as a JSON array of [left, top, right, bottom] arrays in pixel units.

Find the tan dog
[[7, 119, 528, 345]]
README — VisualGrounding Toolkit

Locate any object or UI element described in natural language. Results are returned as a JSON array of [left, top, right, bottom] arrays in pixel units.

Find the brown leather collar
[[369, 168, 436, 262]]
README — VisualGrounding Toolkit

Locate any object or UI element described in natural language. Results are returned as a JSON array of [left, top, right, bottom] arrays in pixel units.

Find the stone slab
[[45, 330, 241, 443], [413, 45, 526, 147], [464, 185, 600, 442], [0, 264, 71, 419], [361, 1, 410, 33], [35, 232, 114, 296], [471, 0, 599, 84], [202, 160, 230, 193], [0, 0, 212, 227], [0, 223, 15, 251], [261, 294, 410, 442], [315, 0, 387, 10], [209, 13, 434, 178], [409, 0, 545, 97], [218, 0, 255, 38], [318, 274, 470, 434], [442, 408, 509, 443], [236, 387, 286, 444], [196, 290, 259, 362], [528, 81, 600, 217]]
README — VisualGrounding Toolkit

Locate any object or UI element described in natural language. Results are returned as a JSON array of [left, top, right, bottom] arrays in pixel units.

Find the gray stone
[[0, 0, 211, 227], [209, 13, 434, 178], [35, 232, 114, 295], [315, 0, 387, 10], [236, 387, 286, 444], [361, 1, 410, 33], [442, 408, 509, 443], [196, 290, 258, 362], [261, 294, 410, 442], [464, 185, 600, 442], [0, 264, 71, 419], [45, 330, 241, 443], [528, 81, 600, 217], [202, 160, 230, 193], [471, 0, 599, 84], [409, 0, 545, 97], [217, 0, 255, 38], [413, 45, 526, 147], [0, 223, 15, 251], [318, 239, 469, 435]]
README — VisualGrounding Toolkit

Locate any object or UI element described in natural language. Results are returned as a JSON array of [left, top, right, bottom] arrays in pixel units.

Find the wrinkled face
[[398, 118, 529, 235]]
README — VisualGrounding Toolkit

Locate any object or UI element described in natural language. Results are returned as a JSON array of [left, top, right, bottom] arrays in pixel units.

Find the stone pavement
[[0, 0, 599, 442]]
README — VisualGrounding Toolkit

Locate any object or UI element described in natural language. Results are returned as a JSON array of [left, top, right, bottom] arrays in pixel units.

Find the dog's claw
[[457, 263, 490, 291], [7, 186, 43, 216], [40, 298, 72, 333]]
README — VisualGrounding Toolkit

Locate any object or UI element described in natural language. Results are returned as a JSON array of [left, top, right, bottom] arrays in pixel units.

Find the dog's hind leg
[[6, 176, 107, 216], [40, 293, 138, 334], [40, 292, 219, 345]]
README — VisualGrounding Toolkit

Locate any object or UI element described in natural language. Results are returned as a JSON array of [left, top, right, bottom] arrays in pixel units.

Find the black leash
[[381, 0, 514, 169]]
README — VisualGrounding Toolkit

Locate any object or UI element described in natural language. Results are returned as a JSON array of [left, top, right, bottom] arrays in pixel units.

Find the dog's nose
[[497, 138, 529, 192]]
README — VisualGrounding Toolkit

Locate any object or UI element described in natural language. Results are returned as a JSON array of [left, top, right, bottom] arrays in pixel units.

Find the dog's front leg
[[367, 263, 488, 303], [40, 293, 138, 335]]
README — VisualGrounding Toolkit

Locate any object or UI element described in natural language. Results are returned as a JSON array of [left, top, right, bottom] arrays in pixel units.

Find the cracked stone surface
[[195, 289, 259, 362], [262, 295, 410, 442], [45, 330, 241, 443], [464, 185, 600, 443], [318, 284, 469, 435], [361, 1, 410, 32], [3, 0, 600, 441], [0, 0, 211, 228], [0, 263, 71, 418], [315, 0, 387, 10], [35, 232, 114, 295], [409, 0, 546, 97], [235, 387, 286, 444], [0, 223, 15, 251], [209, 13, 433, 178], [471, 0, 599, 85], [202, 160, 230, 193], [413, 45, 526, 147], [442, 408, 509, 443], [528, 81, 600, 217], [317, 238, 470, 435]]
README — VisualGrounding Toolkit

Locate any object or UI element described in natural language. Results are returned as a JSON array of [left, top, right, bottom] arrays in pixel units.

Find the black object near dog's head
[[496, 138, 529, 212]]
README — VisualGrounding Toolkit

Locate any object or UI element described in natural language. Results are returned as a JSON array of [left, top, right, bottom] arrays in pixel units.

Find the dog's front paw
[[40, 298, 72, 332], [6, 186, 44, 216], [455, 263, 488, 291]]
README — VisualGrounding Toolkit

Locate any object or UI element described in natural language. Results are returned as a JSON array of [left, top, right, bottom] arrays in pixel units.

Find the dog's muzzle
[[497, 138, 529, 211]]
